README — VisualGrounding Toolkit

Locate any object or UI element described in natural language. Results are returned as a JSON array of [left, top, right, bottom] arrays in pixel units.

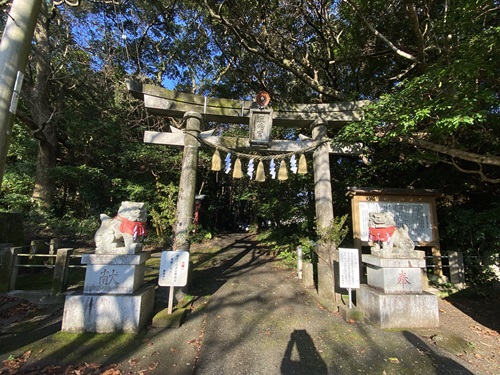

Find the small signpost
[[339, 248, 360, 309], [159, 251, 190, 314]]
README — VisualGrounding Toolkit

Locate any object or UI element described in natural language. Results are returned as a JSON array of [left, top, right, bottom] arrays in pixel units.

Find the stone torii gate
[[127, 80, 367, 303]]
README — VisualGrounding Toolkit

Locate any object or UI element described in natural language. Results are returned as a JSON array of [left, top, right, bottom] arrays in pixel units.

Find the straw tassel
[[298, 154, 307, 174], [255, 160, 266, 182], [278, 160, 288, 180], [211, 149, 221, 171], [233, 158, 243, 178]]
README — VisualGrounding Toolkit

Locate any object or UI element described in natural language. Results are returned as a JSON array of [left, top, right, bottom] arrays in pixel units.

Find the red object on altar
[[117, 215, 147, 240], [368, 226, 396, 243]]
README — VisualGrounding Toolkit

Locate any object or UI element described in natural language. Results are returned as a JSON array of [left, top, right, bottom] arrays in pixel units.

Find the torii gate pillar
[[312, 121, 338, 303], [173, 111, 203, 252]]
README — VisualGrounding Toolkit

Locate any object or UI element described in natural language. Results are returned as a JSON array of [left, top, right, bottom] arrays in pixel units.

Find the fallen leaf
[[128, 358, 139, 367], [149, 361, 160, 370], [84, 362, 100, 370], [388, 357, 400, 364]]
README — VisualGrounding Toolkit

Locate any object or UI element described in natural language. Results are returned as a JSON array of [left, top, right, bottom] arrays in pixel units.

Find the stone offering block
[[81, 253, 150, 294], [363, 254, 426, 294], [61, 285, 155, 333]]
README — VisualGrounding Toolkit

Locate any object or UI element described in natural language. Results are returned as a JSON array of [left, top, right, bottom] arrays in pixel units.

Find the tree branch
[[344, 0, 419, 63], [399, 136, 500, 166], [443, 158, 500, 184], [15, 111, 38, 132], [403, 0, 426, 71], [203, 0, 345, 99]]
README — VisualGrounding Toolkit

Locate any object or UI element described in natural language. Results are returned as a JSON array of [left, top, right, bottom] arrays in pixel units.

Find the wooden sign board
[[159, 251, 190, 287], [347, 188, 441, 248], [359, 201, 433, 242], [249, 108, 273, 147], [339, 248, 360, 289]]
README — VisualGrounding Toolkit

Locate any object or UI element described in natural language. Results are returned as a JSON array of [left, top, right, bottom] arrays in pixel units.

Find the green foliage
[[298, 237, 317, 263], [189, 225, 214, 244], [25, 207, 99, 240], [317, 215, 349, 250], [0, 166, 35, 213], [0, 123, 37, 213], [440, 203, 500, 285], [150, 180, 177, 239], [339, 4, 500, 169], [255, 228, 299, 264]]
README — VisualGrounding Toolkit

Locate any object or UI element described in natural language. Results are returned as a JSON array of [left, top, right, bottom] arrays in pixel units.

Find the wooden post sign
[[339, 247, 360, 309], [159, 251, 190, 314]]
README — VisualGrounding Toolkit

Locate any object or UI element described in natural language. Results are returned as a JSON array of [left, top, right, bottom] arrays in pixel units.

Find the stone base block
[[82, 253, 150, 294], [358, 285, 439, 329], [151, 307, 187, 328], [61, 285, 155, 333], [338, 305, 364, 322]]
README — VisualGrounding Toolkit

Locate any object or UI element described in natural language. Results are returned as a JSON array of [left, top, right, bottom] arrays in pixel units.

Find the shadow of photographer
[[281, 329, 327, 375]]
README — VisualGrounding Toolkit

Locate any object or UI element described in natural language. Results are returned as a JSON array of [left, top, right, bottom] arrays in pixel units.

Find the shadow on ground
[[444, 285, 500, 333]]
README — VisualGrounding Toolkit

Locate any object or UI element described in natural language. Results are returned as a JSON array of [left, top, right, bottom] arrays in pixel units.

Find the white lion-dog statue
[[368, 211, 416, 258], [94, 201, 147, 254]]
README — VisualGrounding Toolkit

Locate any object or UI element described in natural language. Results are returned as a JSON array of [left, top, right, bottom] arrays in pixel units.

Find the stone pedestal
[[61, 285, 155, 333], [358, 285, 438, 328], [62, 248, 154, 333], [358, 251, 439, 329]]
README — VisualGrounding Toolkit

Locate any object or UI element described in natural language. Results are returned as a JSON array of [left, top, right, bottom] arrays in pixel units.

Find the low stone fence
[[0, 241, 85, 295], [424, 251, 465, 286]]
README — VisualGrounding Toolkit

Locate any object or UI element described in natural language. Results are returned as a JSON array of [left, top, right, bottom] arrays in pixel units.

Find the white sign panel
[[359, 201, 433, 242], [339, 248, 360, 289], [159, 251, 190, 287]]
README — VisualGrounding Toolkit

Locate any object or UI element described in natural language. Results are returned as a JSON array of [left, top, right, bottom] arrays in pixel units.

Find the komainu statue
[[368, 211, 415, 258], [94, 201, 147, 254]]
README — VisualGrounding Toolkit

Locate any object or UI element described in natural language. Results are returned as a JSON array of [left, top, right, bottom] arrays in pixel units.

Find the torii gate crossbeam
[[127, 80, 368, 128]]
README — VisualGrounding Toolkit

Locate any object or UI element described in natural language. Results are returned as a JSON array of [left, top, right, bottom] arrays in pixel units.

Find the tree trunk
[[29, 2, 58, 209], [32, 126, 57, 208]]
